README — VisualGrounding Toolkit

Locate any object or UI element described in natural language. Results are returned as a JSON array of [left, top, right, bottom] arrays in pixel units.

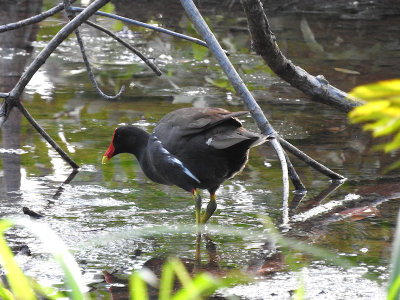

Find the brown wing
[[153, 107, 249, 147]]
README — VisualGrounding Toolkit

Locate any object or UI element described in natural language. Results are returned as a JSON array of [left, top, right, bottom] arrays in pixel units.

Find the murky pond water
[[1, 0, 399, 299]]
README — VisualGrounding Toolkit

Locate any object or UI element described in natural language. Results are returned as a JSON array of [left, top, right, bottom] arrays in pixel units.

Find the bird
[[102, 107, 271, 228]]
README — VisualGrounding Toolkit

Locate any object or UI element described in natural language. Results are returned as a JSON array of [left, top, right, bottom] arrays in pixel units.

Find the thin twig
[[179, 0, 291, 219], [284, 151, 306, 192], [0, 1, 76, 33], [85, 20, 162, 76], [69, 6, 230, 56], [75, 25, 126, 100]]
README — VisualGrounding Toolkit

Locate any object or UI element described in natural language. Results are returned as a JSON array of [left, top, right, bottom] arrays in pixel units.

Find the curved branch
[[74, 26, 125, 100], [241, 0, 362, 112], [69, 6, 229, 56], [7, 0, 111, 102], [64, 0, 124, 100], [85, 20, 162, 76]]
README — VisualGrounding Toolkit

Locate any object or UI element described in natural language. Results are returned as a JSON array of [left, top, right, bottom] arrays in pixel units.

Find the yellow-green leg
[[192, 189, 202, 233], [200, 193, 217, 224]]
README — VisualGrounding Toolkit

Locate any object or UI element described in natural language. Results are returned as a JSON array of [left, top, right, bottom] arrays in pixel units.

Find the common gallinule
[[102, 107, 270, 226]]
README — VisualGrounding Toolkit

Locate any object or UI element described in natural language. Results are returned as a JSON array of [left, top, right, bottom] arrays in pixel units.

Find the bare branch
[[0, 1, 75, 33], [278, 137, 345, 180], [15, 101, 79, 169], [70, 6, 230, 56], [7, 0, 112, 103], [75, 26, 126, 100], [241, 0, 362, 112], [1, 0, 112, 170], [179, 0, 291, 214], [284, 151, 306, 192], [85, 20, 162, 76], [63, 0, 125, 100]]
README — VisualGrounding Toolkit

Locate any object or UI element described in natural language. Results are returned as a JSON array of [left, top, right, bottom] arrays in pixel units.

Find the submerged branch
[[241, 0, 362, 112], [69, 6, 229, 55]]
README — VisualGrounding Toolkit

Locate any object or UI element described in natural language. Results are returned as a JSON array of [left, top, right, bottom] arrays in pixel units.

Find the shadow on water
[[0, 0, 399, 299]]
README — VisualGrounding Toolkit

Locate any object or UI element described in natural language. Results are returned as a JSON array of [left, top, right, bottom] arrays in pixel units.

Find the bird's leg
[[192, 189, 202, 234], [200, 193, 217, 224], [194, 232, 201, 272]]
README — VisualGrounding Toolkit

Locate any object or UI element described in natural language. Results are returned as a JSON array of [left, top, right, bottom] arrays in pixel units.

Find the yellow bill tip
[[102, 155, 110, 164]]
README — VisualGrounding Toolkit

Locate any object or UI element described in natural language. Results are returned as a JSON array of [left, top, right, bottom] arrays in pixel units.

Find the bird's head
[[102, 126, 148, 164]]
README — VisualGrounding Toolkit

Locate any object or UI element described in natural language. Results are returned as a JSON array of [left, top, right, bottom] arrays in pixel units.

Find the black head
[[102, 126, 149, 163]]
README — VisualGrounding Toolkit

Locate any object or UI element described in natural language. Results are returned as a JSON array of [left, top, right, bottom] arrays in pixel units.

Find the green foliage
[[130, 258, 248, 300], [0, 220, 36, 300], [0, 219, 248, 300], [348, 79, 400, 170], [0, 219, 86, 300], [292, 275, 305, 300]]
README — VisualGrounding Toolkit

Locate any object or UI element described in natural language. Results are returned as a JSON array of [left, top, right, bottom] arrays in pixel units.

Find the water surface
[[0, 1, 399, 299]]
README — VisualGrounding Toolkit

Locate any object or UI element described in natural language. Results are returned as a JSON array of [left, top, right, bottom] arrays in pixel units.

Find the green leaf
[[0, 283, 14, 300], [348, 79, 400, 167], [384, 132, 400, 152], [293, 275, 305, 300], [0, 220, 36, 300], [129, 271, 148, 300], [159, 260, 175, 300], [349, 79, 400, 101], [364, 118, 400, 137], [172, 273, 217, 300], [349, 101, 391, 118], [31, 280, 66, 300], [12, 219, 87, 300]]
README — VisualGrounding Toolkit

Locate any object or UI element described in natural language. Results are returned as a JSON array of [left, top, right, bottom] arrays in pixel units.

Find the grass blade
[[12, 219, 87, 300], [159, 260, 175, 300], [0, 219, 36, 300], [129, 270, 148, 300]]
